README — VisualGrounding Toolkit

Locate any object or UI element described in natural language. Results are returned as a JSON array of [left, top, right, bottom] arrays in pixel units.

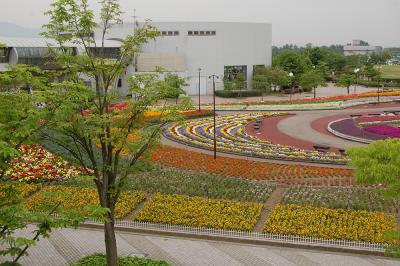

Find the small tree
[[336, 73, 356, 95], [299, 70, 326, 98], [348, 139, 400, 257], [41, 1, 189, 265], [163, 72, 188, 103], [252, 67, 289, 99]]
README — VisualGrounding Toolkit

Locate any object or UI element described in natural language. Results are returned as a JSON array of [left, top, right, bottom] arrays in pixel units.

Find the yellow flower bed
[[0, 182, 41, 199], [264, 204, 397, 243], [134, 193, 263, 231], [24, 186, 145, 219]]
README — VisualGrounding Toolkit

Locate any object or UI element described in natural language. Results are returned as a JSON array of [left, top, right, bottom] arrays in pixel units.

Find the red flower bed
[[5, 145, 89, 183], [150, 146, 355, 186], [355, 115, 400, 123]]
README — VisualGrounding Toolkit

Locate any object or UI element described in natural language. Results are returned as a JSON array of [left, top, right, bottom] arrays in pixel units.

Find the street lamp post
[[209, 74, 218, 159], [354, 68, 360, 94], [378, 84, 383, 105], [198, 68, 202, 112], [288, 72, 294, 100]]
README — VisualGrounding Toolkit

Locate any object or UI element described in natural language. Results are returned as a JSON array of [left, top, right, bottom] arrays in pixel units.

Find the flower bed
[[24, 186, 146, 219], [328, 118, 386, 142], [134, 193, 263, 231], [282, 186, 399, 213], [364, 125, 400, 138], [150, 146, 355, 186], [0, 182, 41, 204], [356, 115, 400, 124], [127, 167, 276, 202], [4, 145, 88, 183], [164, 113, 347, 164], [264, 204, 397, 244], [205, 91, 400, 107]]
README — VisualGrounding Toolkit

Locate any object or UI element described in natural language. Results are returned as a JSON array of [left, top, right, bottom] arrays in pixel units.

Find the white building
[[344, 40, 382, 56], [100, 22, 272, 95]]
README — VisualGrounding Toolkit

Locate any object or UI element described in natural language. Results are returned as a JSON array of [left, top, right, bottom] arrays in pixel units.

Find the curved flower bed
[[4, 145, 89, 183], [164, 113, 347, 164], [264, 204, 397, 244], [328, 115, 400, 143], [151, 146, 355, 186]]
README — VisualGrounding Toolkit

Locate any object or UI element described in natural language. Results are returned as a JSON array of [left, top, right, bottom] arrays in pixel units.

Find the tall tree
[[41, 1, 188, 265], [299, 70, 326, 98], [336, 73, 356, 95]]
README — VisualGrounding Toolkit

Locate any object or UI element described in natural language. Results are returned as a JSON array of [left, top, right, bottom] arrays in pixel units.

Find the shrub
[[215, 90, 262, 98], [71, 253, 169, 266]]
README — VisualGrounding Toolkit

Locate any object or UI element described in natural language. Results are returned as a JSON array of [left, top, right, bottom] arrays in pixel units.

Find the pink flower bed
[[355, 115, 400, 123], [363, 125, 400, 138]]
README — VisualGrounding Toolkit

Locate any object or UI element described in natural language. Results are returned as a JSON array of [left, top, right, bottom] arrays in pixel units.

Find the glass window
[[0, 47, 9, 63], [174, 31, 179, 36], [199, 31, 205, 35], [188, 31, 193, 35], [193, 31, 199, 35], [211, 31, 216, 35], [224, 65, 247, 82]]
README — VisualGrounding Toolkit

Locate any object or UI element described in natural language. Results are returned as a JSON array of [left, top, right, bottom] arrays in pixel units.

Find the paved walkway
[[2, 226, 400, 266], [278, 105, 400, 150], [191, 85, 375, 104]]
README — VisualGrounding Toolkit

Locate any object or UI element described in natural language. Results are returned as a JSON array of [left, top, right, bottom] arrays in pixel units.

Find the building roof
[[0, 36, 122, 48]]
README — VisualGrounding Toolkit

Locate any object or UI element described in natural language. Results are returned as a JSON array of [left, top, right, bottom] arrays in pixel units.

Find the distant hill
[[0, 22, 41, 37]]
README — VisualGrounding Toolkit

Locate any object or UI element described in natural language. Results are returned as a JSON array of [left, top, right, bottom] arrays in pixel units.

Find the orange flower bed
[[150, 146, 355, 186]]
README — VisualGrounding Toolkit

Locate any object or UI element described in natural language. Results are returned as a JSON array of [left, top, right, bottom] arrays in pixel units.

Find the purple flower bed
[[355, 115, 400, 123], [364, 125, 400, 138], [329, 119, 387, 141]]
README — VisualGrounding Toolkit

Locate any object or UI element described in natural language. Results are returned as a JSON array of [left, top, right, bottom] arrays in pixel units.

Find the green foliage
[[273, 50, 312, 80], [215, 90, 262, 98], [336, 73, 356, 94], [252, 67, 289, 93], [71, 253, 169, 266], [348, 139, 400, 200], [299, 70, 326, 93], [40, 1, 190, 264]]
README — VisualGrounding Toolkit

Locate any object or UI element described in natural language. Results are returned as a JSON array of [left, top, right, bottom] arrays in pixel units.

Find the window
[[0, 47, 10, 63], [160, 30, 179, 36], [117, 78, 122, 88], [88, 47, 120, 59], [187, 30, 216, 36], [224, 65, 247, 84]]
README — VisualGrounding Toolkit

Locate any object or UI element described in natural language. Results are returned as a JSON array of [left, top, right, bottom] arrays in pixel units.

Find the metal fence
[[84, 219, 386, 252]]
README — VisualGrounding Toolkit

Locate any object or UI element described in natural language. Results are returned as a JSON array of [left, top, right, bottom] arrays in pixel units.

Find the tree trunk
[[104, 218, 118, 266], [347, 86, 350, 95]]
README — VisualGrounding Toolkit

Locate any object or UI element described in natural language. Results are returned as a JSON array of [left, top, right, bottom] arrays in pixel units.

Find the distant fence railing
[[83, 219, 386, 253]]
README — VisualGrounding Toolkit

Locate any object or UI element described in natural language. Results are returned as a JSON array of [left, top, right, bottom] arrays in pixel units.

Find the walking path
[[253, 186, 288, 232], [3, 225, 399, 266]]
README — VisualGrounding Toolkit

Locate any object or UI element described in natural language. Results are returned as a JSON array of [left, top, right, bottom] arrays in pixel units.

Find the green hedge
[[71, 254, 169, 266], [357, 80, 400, 88], [215, 90, 262, 98]]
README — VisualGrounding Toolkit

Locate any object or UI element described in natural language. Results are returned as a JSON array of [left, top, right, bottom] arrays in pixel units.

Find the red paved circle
[[245, 115, 341, 152]]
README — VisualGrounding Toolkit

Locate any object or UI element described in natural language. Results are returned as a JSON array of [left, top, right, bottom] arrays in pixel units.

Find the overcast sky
[[1, 0, 399, 47]]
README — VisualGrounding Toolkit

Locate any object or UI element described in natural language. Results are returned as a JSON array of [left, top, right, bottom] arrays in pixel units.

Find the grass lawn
[[376, 65, 400, 79]]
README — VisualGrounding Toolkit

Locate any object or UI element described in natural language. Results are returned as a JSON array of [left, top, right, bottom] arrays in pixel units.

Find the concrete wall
[[101, 22, 272, 95]]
